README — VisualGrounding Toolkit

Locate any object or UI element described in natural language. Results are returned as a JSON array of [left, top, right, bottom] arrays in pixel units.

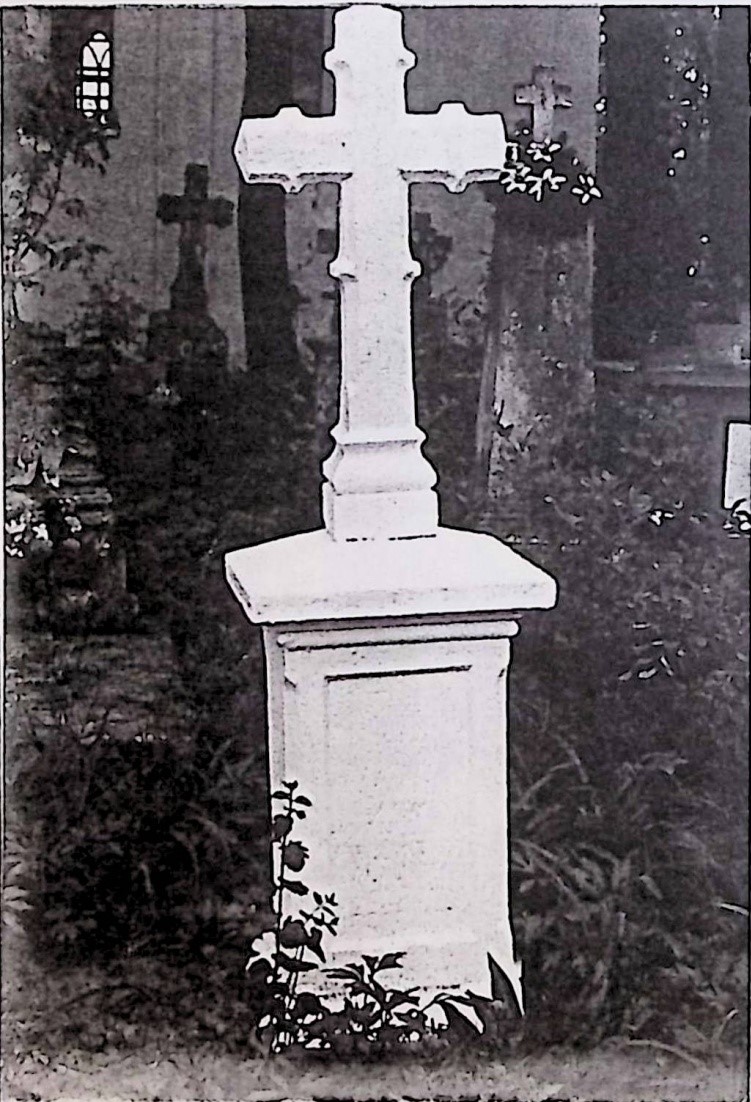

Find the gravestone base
[[147, 309, 229, 404], [226, 527, 555, 1009]]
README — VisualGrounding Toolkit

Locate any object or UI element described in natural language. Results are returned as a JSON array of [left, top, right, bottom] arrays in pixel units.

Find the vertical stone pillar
[[479, 220, 595, 535]]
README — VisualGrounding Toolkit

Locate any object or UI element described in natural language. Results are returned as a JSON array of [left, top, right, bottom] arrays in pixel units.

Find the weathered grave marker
[[226, 4, 556, 1011], [148, 163, 234, 401], [514, 65, 572, 144], [480, 61, 595, 536], [157, 163, 234, 316]]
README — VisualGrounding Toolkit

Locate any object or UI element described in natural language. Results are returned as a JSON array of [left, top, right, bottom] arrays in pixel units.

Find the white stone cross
[[514, 65, 572, 144], [234, 4, 506, 540], [227, 2, 557, 1018]]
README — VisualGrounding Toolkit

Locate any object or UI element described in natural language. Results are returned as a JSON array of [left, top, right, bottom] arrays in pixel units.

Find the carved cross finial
[[514, 65, 572, 143], [157, 164, 234, 315], [234, 5, 506, 541]]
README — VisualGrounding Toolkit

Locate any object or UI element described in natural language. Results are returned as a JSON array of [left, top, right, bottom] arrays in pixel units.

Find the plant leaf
[[280, 878, 309, 896], [374, 952, 405, 972]]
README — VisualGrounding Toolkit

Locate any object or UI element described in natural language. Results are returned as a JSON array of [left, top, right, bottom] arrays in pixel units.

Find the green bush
[[13, 718, 269, 964], [481, 388, 749, 1052]]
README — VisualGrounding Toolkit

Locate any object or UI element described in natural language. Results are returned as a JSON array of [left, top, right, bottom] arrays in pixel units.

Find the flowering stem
[[269, 785, 296, 1052]]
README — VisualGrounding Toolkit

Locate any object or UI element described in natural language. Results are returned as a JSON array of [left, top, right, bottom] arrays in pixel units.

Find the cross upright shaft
[[234, 4, 506, 540]]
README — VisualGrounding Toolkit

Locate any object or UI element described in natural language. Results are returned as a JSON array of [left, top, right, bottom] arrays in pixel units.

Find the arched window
[[74, 31, 113, 125]]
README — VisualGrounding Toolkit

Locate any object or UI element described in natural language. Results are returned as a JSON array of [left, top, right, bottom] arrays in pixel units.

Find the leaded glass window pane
[[75, 31, 113, 125]]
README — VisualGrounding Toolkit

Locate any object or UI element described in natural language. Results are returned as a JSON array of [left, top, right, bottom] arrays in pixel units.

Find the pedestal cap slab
[[225, 526, 556, 625]]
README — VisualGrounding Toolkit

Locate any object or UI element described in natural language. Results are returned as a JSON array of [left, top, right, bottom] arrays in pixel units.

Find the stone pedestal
[[226, 527, 555, 1008]]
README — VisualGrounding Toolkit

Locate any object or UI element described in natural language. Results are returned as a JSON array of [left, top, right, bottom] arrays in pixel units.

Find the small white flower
[[528, 143, 551, 164], [31, 523, 49, 541], [246, 929, 277, 969], [571, 173, 602, 205], [683, 66, 698, 82], [500, 170, 528, 194], [527, 176, 544, 202], [527, 140, 562, 164], [541, 167, 567, 192]]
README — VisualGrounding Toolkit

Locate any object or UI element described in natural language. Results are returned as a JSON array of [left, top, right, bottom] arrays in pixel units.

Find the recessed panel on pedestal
[[264, 618, 521, 1002]]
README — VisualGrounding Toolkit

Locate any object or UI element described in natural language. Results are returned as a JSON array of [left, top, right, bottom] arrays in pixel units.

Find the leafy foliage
[[245, 785, 428, 1055], [480, 387, 749, 1055], [12, 712, 268, 963], [243, 785, 514, 1057], [3, 54, 111, 321]]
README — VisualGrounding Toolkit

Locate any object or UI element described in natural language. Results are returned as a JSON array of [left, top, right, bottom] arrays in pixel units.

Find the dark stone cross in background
[[148, 163, 234, 402], [514, 65, 572, 143], [157, 163, 233, 315]]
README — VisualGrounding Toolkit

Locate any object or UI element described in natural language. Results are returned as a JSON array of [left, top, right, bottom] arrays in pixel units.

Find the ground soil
[[3, 1044, 747, 1102]]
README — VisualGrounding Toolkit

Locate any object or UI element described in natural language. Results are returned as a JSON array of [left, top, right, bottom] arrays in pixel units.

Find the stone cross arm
[[233, 4, 506, 541], [157, 163, 234, 228], [234, 102, 504, 194]]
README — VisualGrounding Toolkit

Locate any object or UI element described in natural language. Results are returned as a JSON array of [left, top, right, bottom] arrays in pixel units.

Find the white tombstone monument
[[226, 3, 556, 1013]]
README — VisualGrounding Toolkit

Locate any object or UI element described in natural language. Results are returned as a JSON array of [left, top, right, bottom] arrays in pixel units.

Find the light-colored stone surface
[[264, 615, 523, 1007], [227, 525, 555, 1003], [227, 3, 557, 1009], [235, 4, 506, 540], [225, 526, 556, 625], [723, 421, 750, 509]]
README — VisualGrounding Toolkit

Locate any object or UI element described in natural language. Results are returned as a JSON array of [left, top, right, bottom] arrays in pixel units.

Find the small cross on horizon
[[514, 65, 572, 143]]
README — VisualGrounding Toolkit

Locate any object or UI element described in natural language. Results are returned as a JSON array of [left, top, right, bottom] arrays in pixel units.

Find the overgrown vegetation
[[12, 714, 268, 965], [2, 39, 111, 323], [7, 327, 747, 1065], [484, 387, 749, 1055]]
